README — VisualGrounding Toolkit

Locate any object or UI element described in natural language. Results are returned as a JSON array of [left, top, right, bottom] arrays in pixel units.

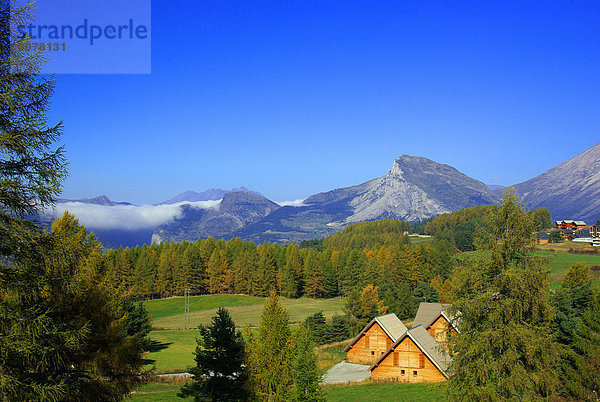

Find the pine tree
[[246, 291, 293, 401], [179, 307, 247, 401]]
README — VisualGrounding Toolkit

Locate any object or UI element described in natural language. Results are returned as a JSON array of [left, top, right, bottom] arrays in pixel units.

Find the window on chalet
[[371, 351, 374, 356], [401, 369, 405, 375], [413, 371, 418, 376]]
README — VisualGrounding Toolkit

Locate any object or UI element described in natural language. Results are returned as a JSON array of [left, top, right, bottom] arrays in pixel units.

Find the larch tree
[[207, 248, 229, 294], [0, 1, 67, 256], [254, 248, 277, 297], [1, 212, 150, 400], [290, 324, 325, 402], [446, 189, 560, 399], [246, 291, 294, 401]]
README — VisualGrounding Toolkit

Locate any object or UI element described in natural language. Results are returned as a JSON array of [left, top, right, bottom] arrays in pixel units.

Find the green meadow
[[144, 294, 346, 373], [459, 249, 600, 288], [325, 381, 446, 401], [128, 381, 446, 401], [145, 294, 346, 330]]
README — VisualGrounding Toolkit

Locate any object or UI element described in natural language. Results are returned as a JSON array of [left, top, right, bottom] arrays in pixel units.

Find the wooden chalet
[[370, 325, 452, 383], [536, 232, 550, 244], [560, 228, 574, 239], [555, 220, 586, 230], [412, 302, 458, 347], [343, 313, 408, 364]]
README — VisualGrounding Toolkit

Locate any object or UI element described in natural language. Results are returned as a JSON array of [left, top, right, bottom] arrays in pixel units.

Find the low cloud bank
[[276, 199, 306, 207], [44, 200, 221, 231]]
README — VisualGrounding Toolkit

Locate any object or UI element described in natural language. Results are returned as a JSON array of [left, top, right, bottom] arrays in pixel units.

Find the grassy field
[[128, 383, 181, 401], [316, 340, 350, 371], [128, 381, 446, 401], [460, 249, 600, 286], [542, 252, 600, 275], [147, 331, 197, 374], [409, 235, 434, 244], [145, 294, 346, 330], [144, 294, 346, 373], [325, 381, 446, 401]]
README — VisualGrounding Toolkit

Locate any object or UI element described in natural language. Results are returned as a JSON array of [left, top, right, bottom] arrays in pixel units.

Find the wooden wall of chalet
[[427, 316, 456, 348], [371, 337, 446, 383], [346, 322, 393, 365]]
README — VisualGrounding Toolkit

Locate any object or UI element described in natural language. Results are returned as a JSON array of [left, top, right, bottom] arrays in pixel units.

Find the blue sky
[[47, 1, 600, 204]]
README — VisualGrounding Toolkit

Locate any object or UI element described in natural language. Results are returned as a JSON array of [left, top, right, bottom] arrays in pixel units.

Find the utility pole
[[184, 288, 190, 329]]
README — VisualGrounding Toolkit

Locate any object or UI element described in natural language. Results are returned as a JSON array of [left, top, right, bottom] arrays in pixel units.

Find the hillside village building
[[342, 313, 408, 364], [541, 220, 599, 246], [369, 325, 452, 383], [555, 220, 586, 230], [413, 302, 459, 348], [344, 303, 457, 383]]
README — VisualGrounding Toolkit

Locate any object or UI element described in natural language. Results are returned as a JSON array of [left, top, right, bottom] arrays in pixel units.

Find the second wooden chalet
[[370, 325, 452, 383], [342, 313, 408, 364], [412, 302, 458, 346]]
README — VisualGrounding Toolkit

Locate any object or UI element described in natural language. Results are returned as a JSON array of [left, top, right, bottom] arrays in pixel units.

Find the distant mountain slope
[[151, 191, 280, 244], [161, 187, 261, 204], [50, 155, 505, 246], [304, 155, 499, 223], [514, 142, 600, 223], [230, 155, 500, 243], [57, 195, 134, 206]]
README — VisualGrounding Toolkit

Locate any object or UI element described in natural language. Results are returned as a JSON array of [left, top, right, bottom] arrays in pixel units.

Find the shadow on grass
[[147, 339, 172, 353]]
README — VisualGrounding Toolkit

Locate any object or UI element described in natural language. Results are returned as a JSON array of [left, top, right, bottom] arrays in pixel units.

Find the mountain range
[[514, 142, 600, 224], [44, 143, 600, 247], [160, 187, 261, 204]]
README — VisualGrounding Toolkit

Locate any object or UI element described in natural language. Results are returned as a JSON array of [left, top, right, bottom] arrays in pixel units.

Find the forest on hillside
[[102, 219, 453, 311]]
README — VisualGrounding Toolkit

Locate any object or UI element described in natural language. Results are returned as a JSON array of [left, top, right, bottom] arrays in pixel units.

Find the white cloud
[[276, 199, 306, 207], [43, 200, 221, 231]]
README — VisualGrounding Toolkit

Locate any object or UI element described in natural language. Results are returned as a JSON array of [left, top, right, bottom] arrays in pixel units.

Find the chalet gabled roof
[[413, 302, 450, 328], [369, 325, 453, 378], [574, 221, 586, 226], [536, 232, 550, 240], [342, 313, 407, 352]]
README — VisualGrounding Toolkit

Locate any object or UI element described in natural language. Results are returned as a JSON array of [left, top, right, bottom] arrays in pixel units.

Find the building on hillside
[[369, 325, 452, 383], [535, 232, 550, 244], [592, 226, 600, 247], [343, 313, 408, 364], [560, 228, 574, 239], [555, 220, 586, 230], [572, 230, 593, 244], [412, 302, 459, 347]]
